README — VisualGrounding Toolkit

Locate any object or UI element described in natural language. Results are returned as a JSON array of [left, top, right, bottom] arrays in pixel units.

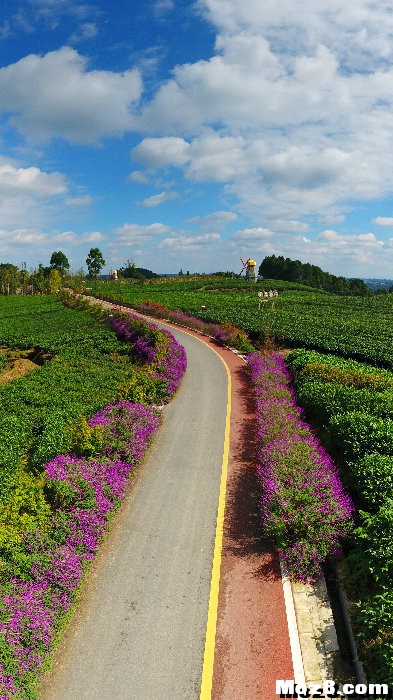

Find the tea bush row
[[88, 278, 393, 367], [285, 348, 393, 683]]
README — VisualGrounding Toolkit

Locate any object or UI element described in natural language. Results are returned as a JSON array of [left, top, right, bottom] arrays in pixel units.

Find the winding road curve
[[40, 314, 294, 700]]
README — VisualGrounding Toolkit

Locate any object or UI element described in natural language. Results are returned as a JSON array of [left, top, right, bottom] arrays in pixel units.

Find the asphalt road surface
[[41, 326, 228, 700]]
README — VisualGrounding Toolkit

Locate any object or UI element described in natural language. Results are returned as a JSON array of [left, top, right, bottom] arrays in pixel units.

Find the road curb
[[291, 573, 340, 688]]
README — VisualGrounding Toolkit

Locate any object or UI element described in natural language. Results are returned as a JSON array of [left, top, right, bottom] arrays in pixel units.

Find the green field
[[0, 295, 138, 500], [91, 276, 393, 368]]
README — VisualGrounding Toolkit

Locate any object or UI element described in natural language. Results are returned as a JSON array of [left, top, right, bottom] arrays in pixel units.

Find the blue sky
[[1, 0, 393, 277]]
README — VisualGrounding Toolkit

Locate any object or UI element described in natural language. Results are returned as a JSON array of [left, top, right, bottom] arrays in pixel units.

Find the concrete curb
[[291, 574, 340, 688]]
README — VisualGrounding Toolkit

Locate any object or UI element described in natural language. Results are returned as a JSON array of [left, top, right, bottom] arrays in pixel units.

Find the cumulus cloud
[[131, 1, 393, 226], [374, 216, 393, 227], [0, 47, 142, 143], [0, 228, 46, 245], [0, 162, 67, 197], [81, 231, 105, 243], [132, 137, 190, 168], [0, 157, 72, 229], [69, 22, 99, 43]]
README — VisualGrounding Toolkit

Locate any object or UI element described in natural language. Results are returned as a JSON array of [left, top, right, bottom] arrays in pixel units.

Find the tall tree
[[50, 251, 70, 275], [86, 248, 105, 279]]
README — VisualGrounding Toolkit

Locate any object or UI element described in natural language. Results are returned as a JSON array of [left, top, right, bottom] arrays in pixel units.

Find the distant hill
[[362, 278, 393, 291]]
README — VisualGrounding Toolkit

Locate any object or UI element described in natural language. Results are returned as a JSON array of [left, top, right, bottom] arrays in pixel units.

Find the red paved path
[[210, 344, 294, 700]]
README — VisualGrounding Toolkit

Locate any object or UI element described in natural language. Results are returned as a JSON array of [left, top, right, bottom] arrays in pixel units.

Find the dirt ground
[[0, 349, 38, 383]]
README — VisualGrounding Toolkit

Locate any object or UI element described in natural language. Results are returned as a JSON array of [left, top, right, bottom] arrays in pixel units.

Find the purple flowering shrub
[[134, 301, 255, 353], [0, 402, 160, 698], [110, 313, 187, 400], [248, 351, 354, 581]]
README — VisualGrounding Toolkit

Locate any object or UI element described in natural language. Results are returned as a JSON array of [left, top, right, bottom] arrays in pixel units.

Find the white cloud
[[268, 219, 310, 233], [81, 231, 105, 243], [69, 22, 99, 43], [64, 195, 93, 207], [0, 47, 142, 143], [128, 171, 149, 184], [374, 216, 393, 227], [0, 163, 67, 197], [141, 191, 178, 207], [0, 228, 46, 245], [112, 222, 170, 246], [0, 157, 73, 230], [159, 232, 220, 252], [132, 137, 190, 168], [52, 230, 77, 243], [228, 226, 274, 254], [153, 0, 175, 18], [131, 2, 393, 226]]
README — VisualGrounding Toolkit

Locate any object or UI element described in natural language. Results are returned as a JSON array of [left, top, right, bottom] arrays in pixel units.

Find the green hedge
[[328, 412, 393, 462]]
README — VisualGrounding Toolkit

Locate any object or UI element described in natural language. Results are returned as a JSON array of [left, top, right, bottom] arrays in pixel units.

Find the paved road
[[41, 326, 228, 700]]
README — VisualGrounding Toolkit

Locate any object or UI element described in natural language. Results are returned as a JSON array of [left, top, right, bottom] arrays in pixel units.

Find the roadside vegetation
[[88, 274, 393, 684], [286, 349, 393, 684], [0, 293, 186, 698]]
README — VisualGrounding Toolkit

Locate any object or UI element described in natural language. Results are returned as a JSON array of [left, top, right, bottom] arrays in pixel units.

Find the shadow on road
[[223, 364, 281, 583]]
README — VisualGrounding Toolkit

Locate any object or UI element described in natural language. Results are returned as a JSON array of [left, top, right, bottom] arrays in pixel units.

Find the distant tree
[[119, 259, 137, 279], [0, 263, 19, 294], [50, 251, 70, 275], [30, 264, 49, 293], [48, 269, 62, 294], [178, 269, 184, 276], [86, 248, 105, 279]]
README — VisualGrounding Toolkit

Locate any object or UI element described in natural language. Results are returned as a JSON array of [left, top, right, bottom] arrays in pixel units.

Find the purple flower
[[247, 351, 354, 582]]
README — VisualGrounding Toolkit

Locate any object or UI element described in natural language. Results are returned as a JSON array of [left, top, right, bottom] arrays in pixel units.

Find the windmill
[[239, 257, 257, 283]]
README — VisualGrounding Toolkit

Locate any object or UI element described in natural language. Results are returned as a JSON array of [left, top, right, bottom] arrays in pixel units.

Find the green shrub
[[328, 412, 393, 462], [121, 370, 168, 404], [0, 470, 51, 558], [297, 381, 393, 425], [349, 454, 393, 510], [30, 413, 74, 470], [346, 502, 393, 684], [69, 416, 105, 457], [287, 349, 393, 388]]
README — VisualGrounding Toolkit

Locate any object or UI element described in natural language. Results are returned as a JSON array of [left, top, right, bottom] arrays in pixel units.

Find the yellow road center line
[[199, 352, 231, 700]]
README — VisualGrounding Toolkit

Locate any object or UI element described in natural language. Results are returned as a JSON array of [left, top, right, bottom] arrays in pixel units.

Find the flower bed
[[109, 312, 187, 397], [247, 351, 354, 581], [0, 402, 160, 699]]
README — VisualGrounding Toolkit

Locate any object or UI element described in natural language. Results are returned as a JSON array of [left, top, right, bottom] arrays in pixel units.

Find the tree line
[[258, 255, 371, 295], [0, 248, 106, 295], [0, 249, 162, 295]]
